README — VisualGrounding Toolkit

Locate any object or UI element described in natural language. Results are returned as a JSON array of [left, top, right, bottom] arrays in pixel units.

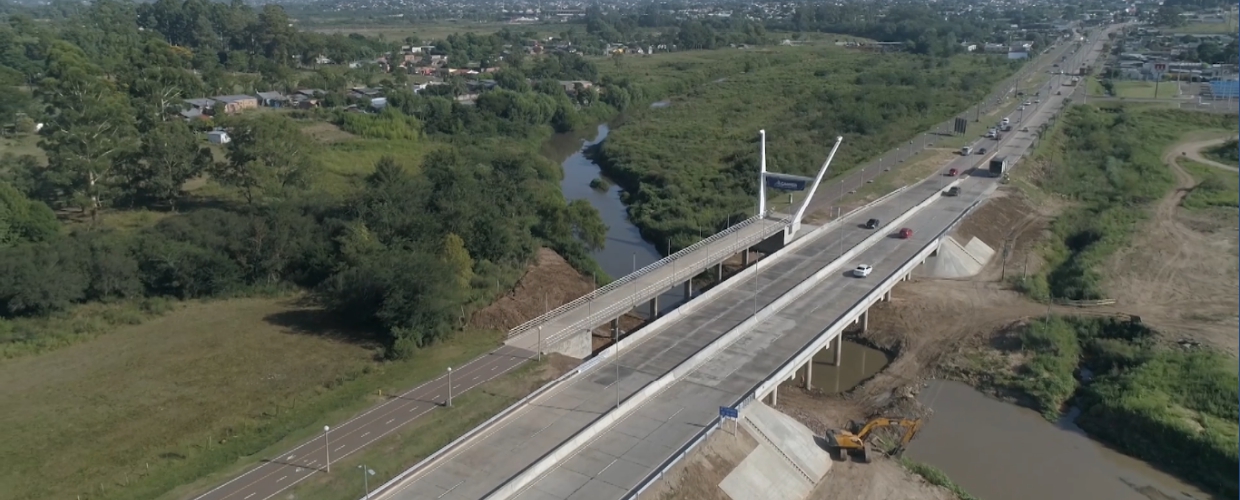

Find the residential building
[[212, 95, 259, 114]]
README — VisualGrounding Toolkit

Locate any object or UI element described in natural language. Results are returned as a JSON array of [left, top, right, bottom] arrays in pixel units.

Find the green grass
[[1179, 158, 1239, 210], [1003, 315, 1239, 498], [591, 46, 1018, 248], [0, 133, 45, 164], [1012, 106, 1238, 301], [1171, 17, 1239, 35], [1111, 80, 1180, 100], [900, 458, 980, 500], [281, 357, 568, 500], [0, 296, 504, 500]]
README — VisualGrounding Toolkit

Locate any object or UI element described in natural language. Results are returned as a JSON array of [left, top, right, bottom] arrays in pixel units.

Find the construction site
[[621, 135, 1239, 500]]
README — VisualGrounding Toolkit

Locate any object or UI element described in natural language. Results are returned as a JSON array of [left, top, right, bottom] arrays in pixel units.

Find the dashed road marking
[[361, 432, 370, 438], [386, 418, 395, 425], [278, 476, 287, 482]]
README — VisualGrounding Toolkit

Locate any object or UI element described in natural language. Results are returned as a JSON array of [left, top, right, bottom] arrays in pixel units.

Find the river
[[904, 380, 1215, 500], [543, 123, 688, 318]]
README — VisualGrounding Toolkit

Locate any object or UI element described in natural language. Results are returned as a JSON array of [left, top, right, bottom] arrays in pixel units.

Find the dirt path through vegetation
[[1102, 139, 1240, 355], [1174, 137, 1239, 172]]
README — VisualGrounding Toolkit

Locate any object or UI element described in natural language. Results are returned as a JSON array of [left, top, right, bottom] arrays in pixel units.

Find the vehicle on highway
[[945, 186, 961, 197], [898, 228, 913, 239], [1021, 127, 1029, 132], [947, 168, 959, 176], [864, 218, 881, 229], [1056, 91, 1062, 95], [977, 147, 987, 155], [853, 264, 873, 278], [1024, 101, 1031, 106], [961, 146, 973, 155]]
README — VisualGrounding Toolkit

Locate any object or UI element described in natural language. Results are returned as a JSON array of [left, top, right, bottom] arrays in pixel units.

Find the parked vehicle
[[853, 264, 873, 278]]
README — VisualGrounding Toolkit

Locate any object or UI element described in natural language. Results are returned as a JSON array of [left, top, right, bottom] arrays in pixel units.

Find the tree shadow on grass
[[263, 297, 387, 353]]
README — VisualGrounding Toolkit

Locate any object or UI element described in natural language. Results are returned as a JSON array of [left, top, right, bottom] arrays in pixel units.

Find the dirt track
[[1103, 138, 1240, 355], [1176, 137, 1239, 172]]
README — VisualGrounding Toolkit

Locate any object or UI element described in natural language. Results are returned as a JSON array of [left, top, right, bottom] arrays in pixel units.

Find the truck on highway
[[989, 156, 1009, 176]]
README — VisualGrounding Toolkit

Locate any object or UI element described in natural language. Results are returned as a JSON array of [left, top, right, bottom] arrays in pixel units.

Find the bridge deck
[[506, 217, 788, 352], [377, 182, 941, 500], [509, 181, 989, 500]]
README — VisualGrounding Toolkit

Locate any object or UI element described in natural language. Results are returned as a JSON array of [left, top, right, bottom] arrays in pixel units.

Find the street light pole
[[359, 465, 375, 499], [446, 367, 453, 407], [323, 426, 331, 473]]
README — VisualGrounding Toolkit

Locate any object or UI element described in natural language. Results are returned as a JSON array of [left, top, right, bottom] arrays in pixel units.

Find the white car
[[853, 264, 873, 278]]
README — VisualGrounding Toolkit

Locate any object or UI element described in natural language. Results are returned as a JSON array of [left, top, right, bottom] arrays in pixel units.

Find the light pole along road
[[184, 32, 1093, 500]]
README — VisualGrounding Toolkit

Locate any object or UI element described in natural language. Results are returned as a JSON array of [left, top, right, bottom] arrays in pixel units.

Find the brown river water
[[904, 380, 1217, 500]]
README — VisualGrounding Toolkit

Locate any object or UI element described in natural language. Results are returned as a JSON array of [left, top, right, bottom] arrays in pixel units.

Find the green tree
[[210, 114, 321, 204], [125, 120, 212, 210], [36, 41, 139, 220], [440, 232, 474, 290], [0, 180, 58, 247], [566, 199, 606, 251]]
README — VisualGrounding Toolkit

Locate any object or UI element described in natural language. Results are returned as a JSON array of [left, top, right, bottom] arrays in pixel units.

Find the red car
[[947, 168, 959, 176], [898, 228, 913, 239]]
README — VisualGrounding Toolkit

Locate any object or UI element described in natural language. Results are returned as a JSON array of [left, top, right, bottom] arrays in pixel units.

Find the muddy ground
[[641, 136, 1239, 499]]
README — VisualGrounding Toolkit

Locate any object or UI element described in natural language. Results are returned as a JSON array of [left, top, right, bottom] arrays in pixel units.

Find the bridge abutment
[[546, 330, 592, 359]]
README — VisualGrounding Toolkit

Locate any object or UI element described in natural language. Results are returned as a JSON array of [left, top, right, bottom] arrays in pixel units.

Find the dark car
[[977, 147, 988, 155], [865, 218, 880, 229], [945, 186, 961, 197]]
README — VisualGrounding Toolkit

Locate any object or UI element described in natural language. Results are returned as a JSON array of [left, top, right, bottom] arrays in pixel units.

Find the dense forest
[[0, 0, 617, 357]]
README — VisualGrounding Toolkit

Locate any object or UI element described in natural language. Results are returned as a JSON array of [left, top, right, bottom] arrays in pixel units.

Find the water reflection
[[905, 380, 1215, 500], [809, 340, 891, 394], [548, 124, 687, 318]]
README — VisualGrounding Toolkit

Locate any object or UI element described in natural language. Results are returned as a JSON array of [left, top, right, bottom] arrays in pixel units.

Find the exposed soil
[[469, 248, 598, 332], [1177, 137, 1239, 172], [1102, 140, 1240, 355], [634, 426, 758, 500]]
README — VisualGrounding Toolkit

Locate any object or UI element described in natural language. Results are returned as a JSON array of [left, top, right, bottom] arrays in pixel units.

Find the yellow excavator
[[825, 417, 923, 463]]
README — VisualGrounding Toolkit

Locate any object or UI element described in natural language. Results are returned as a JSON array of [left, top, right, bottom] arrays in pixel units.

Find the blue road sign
[[719, 406, 738, 419], [764, 173, 812, 192]]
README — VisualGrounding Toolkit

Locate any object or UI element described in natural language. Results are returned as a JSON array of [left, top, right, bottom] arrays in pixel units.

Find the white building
[[207, 130, 231, 144]]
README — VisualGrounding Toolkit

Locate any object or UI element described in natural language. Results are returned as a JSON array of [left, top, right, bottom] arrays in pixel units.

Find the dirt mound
[[469, 248, 597, 332]]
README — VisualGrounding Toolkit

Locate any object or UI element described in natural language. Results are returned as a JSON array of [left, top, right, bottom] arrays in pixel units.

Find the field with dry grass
[[0, 296, 500, 500]]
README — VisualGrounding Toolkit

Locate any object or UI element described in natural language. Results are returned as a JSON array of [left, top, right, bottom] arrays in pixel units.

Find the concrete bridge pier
[[683, 281, 692, 301], [741, 249, 751, 266], [647, 297, 659, 319], [716, 262, 724, 281], [803, 359, 813, 390], [611, 318, 621, 338], [859, 310, 868, 332], [833, 334, 843, 366]]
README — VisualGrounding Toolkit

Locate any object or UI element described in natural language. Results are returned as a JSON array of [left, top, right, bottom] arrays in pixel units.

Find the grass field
[[1180, 158, 1240, 210], [280, 356, 574, 500], [1112, 80, 1181, 99], [0, 133, 45, 164], [1013, 105, 1237, 301], [0, 296, 502, 500]]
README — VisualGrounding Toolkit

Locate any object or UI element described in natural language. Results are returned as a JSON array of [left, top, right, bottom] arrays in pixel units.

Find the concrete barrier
[[577, 184, 914, 373], [367, 365, 583, 499], [752, 235, 944, 403], [485, 181, 955, 500], [367, 184, 918, 500]]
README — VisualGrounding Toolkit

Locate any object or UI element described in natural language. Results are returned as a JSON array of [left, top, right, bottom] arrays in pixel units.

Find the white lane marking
[[386, 418, 395, 425], [245, 494, 255, 500], [361, 432, 370, 438], [491, 366, 497, 371], [278, 476, 287, 482], [335, 445, 345, 452]]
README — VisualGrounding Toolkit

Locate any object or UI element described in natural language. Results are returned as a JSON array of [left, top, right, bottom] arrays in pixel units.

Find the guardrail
[[366, 364, 583, 500], [1055, 298, 1117, 307], [506, 212, 789, 341], [486, 184, 943, 499], [625, 189, 982, 500]]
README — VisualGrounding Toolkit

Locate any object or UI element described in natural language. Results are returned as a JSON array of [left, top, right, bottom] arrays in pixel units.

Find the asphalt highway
[[191, 345, 531, 500], [185, 26, 1106, 500]]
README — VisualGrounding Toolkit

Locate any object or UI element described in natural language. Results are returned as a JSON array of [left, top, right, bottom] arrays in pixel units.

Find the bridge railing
[[536, 214, 796, 347], [505, 211, 790, 341], [624, 194, 986, 500]]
